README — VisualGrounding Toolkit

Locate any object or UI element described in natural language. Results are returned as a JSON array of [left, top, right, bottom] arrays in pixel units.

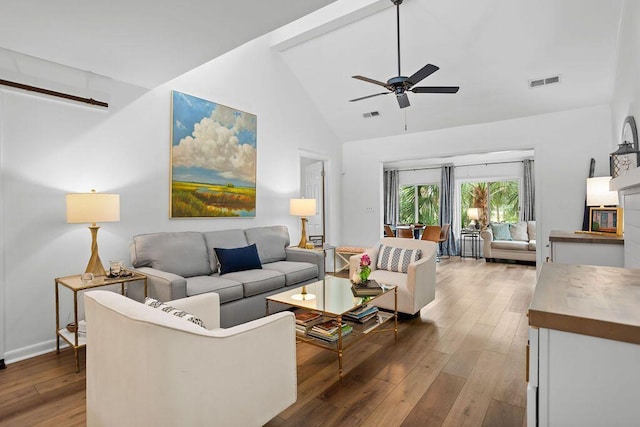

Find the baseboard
[[3, 338, 64, 365]]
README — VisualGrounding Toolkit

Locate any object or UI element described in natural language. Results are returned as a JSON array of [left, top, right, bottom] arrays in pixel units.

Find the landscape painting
[[170, 91, 257, 218]]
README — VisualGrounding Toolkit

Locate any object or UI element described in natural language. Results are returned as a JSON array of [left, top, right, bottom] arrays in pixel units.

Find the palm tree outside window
[[399, 184, 440, 225]]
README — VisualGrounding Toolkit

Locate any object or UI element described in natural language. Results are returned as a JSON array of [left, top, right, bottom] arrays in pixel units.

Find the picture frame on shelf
[[589, 207, 623, 236], [308, 235, 324, 248]]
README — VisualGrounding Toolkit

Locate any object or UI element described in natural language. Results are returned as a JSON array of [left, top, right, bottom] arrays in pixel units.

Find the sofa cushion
[[220, 269, 285, 297], [376, 245, 421, 273], [509, 221, 529, 241], [528, 240, 537, 251], [214, 244, 262, 275], [131, 232, 211, 278], [491, 240, 529, 251], [528, 221, 537, 241], [203, 229, 248, 273], [245, 226, 289, 264], [490, 223, 512, 241], [185, 276, 243, 303], [262, 261, 318, 286], [144, 297, 205, 328]]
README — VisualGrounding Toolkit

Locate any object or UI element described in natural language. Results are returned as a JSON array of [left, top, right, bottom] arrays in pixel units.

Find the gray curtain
[[384, 170, 399, 225], [522, 159, 535, 221], [439, 165, 458, 256]]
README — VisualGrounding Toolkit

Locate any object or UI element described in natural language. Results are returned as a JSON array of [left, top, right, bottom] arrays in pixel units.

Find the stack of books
[[351, 280, 384, 297], [307, 319, 353, 342], [294, 311, 323, 336], [344, 305, 379, 326]]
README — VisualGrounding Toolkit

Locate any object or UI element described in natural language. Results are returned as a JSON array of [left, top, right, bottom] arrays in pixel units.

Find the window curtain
[[522, 159, 535, 221], [439, 165, 458, 256], [384, 170, 399, 225]]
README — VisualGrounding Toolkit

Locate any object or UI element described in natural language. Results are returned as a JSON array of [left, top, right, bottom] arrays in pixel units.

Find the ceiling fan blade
[[349, 92, 390, 102], [405, 64, 439, 87], [396, 93, 410, 108], [411, 86, 460, 94], [352, 75, 392, 89]]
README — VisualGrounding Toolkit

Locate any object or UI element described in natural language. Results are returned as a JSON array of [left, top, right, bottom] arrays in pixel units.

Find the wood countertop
[[549, 230, 624, 245], [529, 262, 640, 344]]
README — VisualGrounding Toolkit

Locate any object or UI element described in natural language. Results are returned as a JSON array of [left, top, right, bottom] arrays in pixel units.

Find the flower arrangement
[[359, 254, 371, 283]]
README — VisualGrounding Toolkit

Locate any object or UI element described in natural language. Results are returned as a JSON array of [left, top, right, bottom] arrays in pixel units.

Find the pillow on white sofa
[[144, 297, 206, 328], [376, 245, 421, 273], [509, 222, 529, 241]]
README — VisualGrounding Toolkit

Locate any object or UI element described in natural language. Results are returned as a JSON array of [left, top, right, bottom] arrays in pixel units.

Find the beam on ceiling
[[270, 0, 390, 52]]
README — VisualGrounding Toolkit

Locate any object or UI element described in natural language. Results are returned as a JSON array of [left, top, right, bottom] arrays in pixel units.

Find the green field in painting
[[171, 181, 256, 217]]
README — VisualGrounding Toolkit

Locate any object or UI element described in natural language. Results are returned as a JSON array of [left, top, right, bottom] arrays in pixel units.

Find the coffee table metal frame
[[266, 276, 397, 376]]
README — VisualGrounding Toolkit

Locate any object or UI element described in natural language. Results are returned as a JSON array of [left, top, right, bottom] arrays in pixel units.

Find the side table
[[461, 229, 481, 259], [55, 271, 147, 372]]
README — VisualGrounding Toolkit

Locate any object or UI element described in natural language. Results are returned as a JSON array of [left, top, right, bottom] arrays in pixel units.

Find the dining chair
[[438, 224, 451, 259], [384, 224, 395, 237], [396, 227, 414, 238], [421, 226, 441, 243]]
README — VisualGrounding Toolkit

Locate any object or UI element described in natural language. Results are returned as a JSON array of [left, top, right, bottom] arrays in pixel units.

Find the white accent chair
[[349, 237, 437, 316], [84, 290, 296, 427]]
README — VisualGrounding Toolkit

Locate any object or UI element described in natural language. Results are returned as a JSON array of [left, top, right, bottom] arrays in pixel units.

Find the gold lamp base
[[297, 217, 309, 248], [85, 225, 107, 277]]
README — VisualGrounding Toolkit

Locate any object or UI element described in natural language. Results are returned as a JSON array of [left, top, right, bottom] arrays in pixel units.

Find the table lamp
[[467, 207, 480, 229], [290, 198, 316, 248], [66, 189, 120, 276], [586, 177, 619, 207]]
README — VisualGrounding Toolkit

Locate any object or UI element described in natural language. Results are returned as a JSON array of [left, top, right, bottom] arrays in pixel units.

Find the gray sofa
[[480, 221, 536, 263], [128, 225, 324, 327]]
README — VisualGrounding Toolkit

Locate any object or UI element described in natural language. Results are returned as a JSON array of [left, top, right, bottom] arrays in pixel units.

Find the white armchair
[[84, 290, 296, 427], [349, 237, 437, 316]]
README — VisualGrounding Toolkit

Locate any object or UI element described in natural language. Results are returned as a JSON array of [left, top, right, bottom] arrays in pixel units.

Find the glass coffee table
[[266, 276, 397, 376]]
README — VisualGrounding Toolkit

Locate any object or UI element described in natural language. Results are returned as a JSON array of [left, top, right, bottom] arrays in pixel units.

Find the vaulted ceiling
[[0, 0, 625, 143]]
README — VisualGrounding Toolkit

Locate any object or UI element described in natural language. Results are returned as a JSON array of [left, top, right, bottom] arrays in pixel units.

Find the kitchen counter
[[548, 229, 624, 245], [529, 262, 640, 345]]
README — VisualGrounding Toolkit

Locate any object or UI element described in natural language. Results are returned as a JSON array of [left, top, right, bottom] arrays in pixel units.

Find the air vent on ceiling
[[363, 111, 380, 118], [528, 75, 561, 88]]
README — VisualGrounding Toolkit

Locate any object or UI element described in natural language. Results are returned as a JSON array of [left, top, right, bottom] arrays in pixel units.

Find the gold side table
[[54, 271, 147, 372]]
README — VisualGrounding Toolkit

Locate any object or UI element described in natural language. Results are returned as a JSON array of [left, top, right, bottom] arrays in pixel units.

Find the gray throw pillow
[[144, 297, 206, 328], [376, 245, 421, 273]]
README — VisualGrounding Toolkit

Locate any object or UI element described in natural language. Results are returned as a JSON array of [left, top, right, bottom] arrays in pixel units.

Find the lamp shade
[[467, 208, 480, 220], [586, 177, 619, 207], [66, 191, 120, 224], [290, 198, 316, 217]]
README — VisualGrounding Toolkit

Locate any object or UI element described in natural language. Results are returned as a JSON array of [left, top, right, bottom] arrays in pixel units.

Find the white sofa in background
[[349, 237, 437, 316], [84, 290, 296, 427], [480, 220, 536, 263]]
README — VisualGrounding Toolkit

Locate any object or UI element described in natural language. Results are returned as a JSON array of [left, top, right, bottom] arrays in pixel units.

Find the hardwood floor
[[0, 257, 535, 426]]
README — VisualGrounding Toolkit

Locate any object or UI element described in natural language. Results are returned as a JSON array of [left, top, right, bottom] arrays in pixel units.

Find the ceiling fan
[[349, 0, 459, 109]]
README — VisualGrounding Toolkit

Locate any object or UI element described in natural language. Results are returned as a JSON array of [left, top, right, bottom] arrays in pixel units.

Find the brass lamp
[[66, 190, 120, 276], [290, 198, 316, 248], [467, 207, 480, 229]]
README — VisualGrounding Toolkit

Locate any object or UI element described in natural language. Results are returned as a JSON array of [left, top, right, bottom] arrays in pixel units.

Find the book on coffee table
[[351, 280, 383, 297]]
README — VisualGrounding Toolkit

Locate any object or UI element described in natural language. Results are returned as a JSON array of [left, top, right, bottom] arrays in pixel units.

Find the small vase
[[359, 268, 370, 284]]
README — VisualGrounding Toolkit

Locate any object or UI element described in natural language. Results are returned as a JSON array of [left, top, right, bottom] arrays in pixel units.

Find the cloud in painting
[[172, 108, 256, 184]]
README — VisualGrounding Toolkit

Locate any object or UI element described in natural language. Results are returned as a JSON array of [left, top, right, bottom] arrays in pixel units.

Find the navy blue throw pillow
[[214, 244, 262, 275]]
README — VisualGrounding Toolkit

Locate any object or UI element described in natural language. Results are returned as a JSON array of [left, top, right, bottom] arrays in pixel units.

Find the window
[[460, 180, 519, 228], [399, 184, 440, 224]]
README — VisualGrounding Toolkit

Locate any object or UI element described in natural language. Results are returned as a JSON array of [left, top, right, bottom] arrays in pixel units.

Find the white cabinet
[[528, 327, 640, 426], [549, 230, 624, 267], [528, 263, 640, 426]]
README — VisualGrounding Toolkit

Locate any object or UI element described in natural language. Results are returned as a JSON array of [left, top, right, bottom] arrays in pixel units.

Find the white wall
[[0, 34, 342, 362], [610, 0, 640, 152], [342, 105, 613, 267]]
